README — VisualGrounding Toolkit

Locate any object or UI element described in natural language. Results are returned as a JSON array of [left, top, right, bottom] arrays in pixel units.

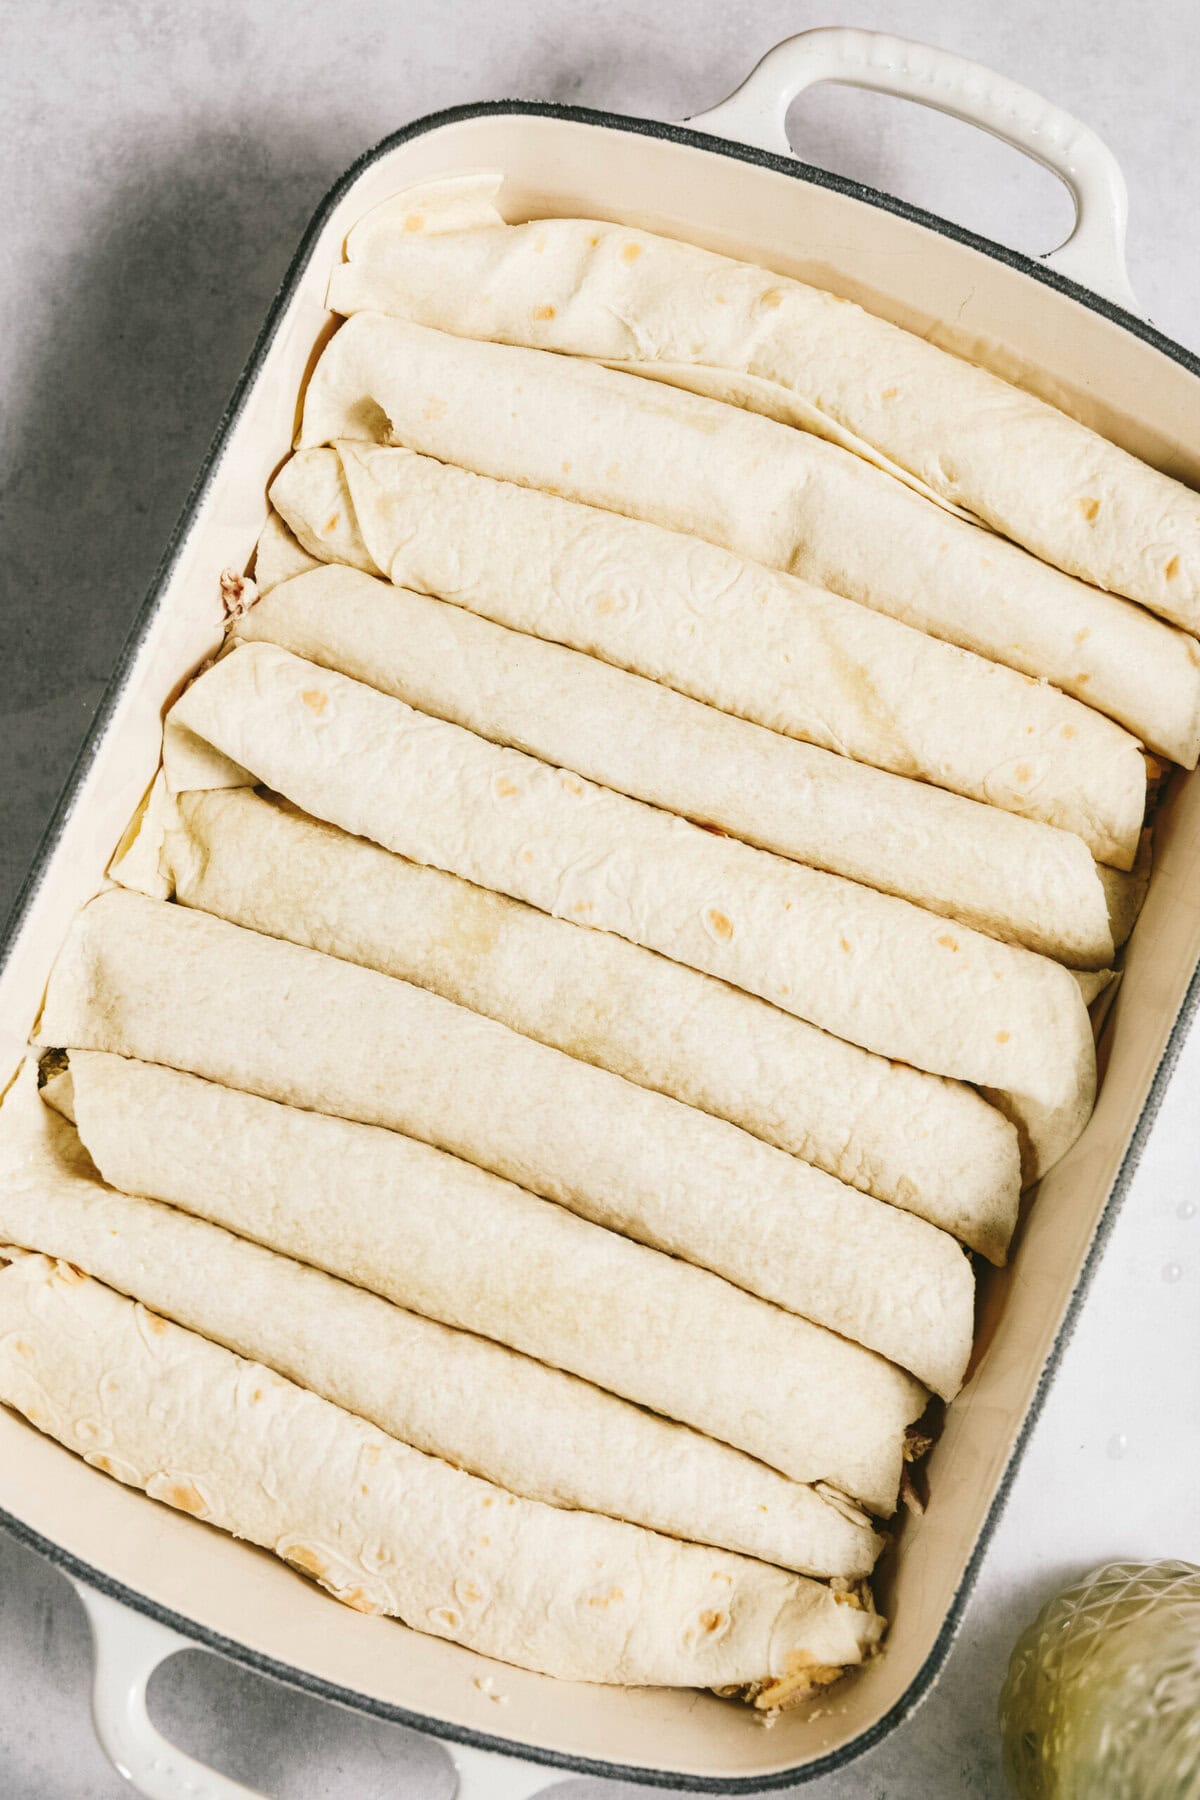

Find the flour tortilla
[[328, 202, 1200, 630], [0, 1249, 882, 1689], [131, 784, 1020, 1256], [297, 314, 1200, 766], [0, 1061, 877, 1576], [158, 640, 1096, 1175], [238, 564, 1114, 964], [37, 888, 963, 1405], [271, 443, 1148, 870]]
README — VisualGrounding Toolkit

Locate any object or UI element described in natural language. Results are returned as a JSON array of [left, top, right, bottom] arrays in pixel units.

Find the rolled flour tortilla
[[0, 1061, 877, 1576], [236, 562, 1116, 965], [272, 443, 1148, 870], [159, 641, 1096, 1175], [37, 889, 964, 1405], [131, 784, 1020, 1256], [0, 1250, 882, 1691], [297, 314, 1200, 766], [327, 200, 1200, 629]]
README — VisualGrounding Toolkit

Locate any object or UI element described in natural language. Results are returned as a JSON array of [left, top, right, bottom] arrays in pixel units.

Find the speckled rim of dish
[[1, 100, 1199, 1793]]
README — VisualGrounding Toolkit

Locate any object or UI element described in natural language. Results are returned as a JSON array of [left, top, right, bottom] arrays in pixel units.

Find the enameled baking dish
[[2, 27, 1199, 1798]]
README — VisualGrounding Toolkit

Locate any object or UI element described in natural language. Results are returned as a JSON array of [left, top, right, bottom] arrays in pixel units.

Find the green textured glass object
[[998, 1560, 1200, 1798]]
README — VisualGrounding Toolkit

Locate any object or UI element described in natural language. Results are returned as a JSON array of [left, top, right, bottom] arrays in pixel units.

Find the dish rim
[[2, 97, 1199, 1792]]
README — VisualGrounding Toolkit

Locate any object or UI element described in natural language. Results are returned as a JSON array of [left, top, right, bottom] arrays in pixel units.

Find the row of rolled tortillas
[[327, 172, 1200, 632], [297, 311, 1200, 768], [272, 432, 1152, 876], [249, 536, 1134, 973], [139, 631, 1096, 1177], [0, 1245, 881, 1692], [38, 888, 965, 1405], [0, 1059, 880, 1578], [269, 440, 1147, 875], [123, 782, 1022, 1253], [265, 437, 1142, 879]]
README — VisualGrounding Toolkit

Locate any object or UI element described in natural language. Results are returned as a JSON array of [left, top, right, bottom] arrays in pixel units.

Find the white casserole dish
[[2, 27, 1199, 1797]]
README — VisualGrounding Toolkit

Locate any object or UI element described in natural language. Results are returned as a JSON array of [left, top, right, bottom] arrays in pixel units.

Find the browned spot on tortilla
[[839, 937, 851, 953], [422, 395, 447, 421], [479, 1534, 490, 1546], [562, 777, 583, 796], [711, 1570, 733, 1584], [1076, 672, 1092, 685], [995, 1030, 1011, 1044], [1076, 497, 1100, 521], [621, 242, 642, 262], [482, 1495, 493, 1507], [460, 1582, 481, 1603], [714, 293, 727, 305], [1165, 554, 1181, 580], [363, 1444, 381, 1466], [251, 1388, 264, 1404], [779, 983, 790, 996], [520, 848, 534, 864], [532, 303, 556, 320], [91, 1454, 113, 1474], [360, 1483, 369, 1496], [494, 777, 519, 799], [1075, 627, 1091, 644], [162, 1480, 206, 1517], [937, 934, 959, 951], [338, 1588, 375, 1613], [323, 513, 340, 533], [1061, 724, 1076, 740], [699, 1610, 726, 1633], [285, 1545, 327, 1579], [561, 459, 572, 474], [301, 689, 328, 715], [881, 386, 899, 400], [13, 1340, 32, 1360], [403, 212, 425, 232], [1015, 763, 1032, 784], [595, 594, 617, 615], [759, 288, 783, 309], [587, 1586, 625, 1607], [589, 234, 600, 247], [142, 1309, 168, 1336], [707, 909, 734, 942]]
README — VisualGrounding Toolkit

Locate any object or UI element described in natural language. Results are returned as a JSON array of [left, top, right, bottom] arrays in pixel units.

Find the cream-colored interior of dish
[[0, 114, 1198, 1783]]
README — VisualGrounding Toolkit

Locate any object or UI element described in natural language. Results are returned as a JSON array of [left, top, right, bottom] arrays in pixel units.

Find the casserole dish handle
[[687, 25, 1146, 316], [75, 1581, 559, 1800]]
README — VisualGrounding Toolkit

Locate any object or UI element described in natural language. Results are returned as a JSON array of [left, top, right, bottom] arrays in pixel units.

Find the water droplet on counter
[[1177, 1199, 1197, 1220], [1106, 1433, 1129, 1461], [1162, 1262, 1183, 1284]]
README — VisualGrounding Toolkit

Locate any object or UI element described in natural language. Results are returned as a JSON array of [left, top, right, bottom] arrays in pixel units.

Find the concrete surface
[[1, 2, 1198, 1795]]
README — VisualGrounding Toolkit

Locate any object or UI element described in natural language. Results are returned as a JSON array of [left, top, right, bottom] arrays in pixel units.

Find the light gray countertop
[[2, 2, 1198, 1795]]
